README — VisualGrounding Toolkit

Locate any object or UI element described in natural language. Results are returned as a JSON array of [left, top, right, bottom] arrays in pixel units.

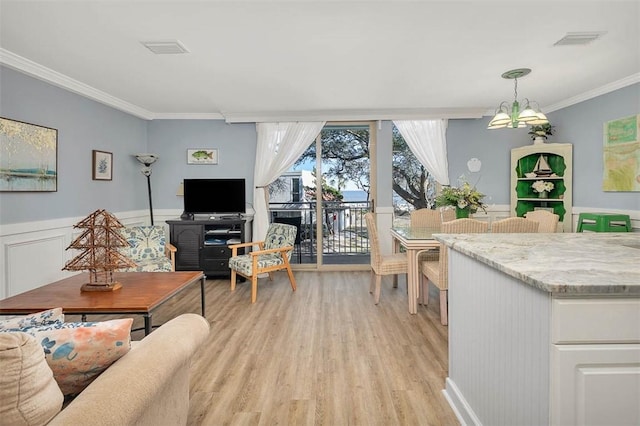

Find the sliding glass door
[[269, 122, 375, 269]]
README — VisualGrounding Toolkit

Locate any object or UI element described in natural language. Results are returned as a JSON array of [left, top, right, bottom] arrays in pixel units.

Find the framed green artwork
[[603, 114, 640, 192]]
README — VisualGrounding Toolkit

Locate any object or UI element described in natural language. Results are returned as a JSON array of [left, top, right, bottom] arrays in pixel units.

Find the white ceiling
[[1, 0, 639, 121]]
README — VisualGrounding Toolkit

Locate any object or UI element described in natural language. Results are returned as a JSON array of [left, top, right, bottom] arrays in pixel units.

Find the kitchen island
[[434, 232, 640, 426]]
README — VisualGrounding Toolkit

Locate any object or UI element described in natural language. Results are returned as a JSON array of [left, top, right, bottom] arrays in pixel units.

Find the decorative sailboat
[[533, 154, 553, 177]]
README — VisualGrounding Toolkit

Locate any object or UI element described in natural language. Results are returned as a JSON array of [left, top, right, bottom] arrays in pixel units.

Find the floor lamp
[[133, 154, 158, 225]]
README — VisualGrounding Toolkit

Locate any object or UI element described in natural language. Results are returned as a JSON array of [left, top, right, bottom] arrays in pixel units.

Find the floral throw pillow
[[0, 318, 133, 396], [0, 307, 64, 331]]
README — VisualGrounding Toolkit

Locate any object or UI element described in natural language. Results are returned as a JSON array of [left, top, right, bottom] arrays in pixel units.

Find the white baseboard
[[444, 377, 483, 426]]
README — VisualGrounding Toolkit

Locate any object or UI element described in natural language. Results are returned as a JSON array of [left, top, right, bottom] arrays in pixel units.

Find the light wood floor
[[73, 271, 459, 425]]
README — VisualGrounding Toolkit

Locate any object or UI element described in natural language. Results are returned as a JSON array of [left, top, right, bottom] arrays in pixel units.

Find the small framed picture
[[187, 149, 218, 165], [92, 150, 113, 180]]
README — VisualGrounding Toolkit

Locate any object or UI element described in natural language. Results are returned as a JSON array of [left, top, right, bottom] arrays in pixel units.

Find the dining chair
[[410, 209, 442, 262], [524, 210, 560, 233], [441, 208, 456, 223], [229, 223, 297, 304], [364, 213, 408, 305], [410, 208, 442, 228], [421, 218, 488, 325], [491, 217, 540, 233]]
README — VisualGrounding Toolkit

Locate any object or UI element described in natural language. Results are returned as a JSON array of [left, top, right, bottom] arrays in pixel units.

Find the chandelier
[[487, 68, 549, 129]]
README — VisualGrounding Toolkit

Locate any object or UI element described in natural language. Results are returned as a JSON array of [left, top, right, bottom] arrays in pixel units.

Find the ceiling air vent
[[141, 40, 189, 54], [554, 32, 606, 46]]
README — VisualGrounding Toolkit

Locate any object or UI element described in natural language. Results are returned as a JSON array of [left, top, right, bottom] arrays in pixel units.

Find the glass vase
[[538, 191, 548, 199], [455, 206, 470, 219]]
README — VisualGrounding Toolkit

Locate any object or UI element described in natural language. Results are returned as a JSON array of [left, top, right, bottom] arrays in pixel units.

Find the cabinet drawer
[[201, 258, 229, 272], [552, 297, 640, 344], [201, 245, 231, 257]]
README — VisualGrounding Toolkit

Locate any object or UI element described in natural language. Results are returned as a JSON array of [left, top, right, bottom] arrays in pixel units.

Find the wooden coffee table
[[0, 271, 206, 335]]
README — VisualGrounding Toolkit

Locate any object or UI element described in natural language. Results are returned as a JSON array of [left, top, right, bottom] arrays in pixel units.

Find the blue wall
[[446, 83, 639, 210], [147, 120, 257, 212], [549, 85, 639, 210], [0, 66, 148, 224], [1, 65, 638, 226]]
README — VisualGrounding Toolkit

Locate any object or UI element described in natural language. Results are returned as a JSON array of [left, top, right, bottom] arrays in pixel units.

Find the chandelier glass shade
[[488, 68, 549, 130]]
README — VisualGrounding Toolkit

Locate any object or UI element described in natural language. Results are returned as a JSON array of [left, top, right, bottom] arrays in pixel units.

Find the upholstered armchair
[[228, 223, 297, 304], [119, 226, 176, 272]]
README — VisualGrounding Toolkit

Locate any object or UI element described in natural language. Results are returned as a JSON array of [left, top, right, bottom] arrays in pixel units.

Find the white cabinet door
[[551, 344, 640, 426]]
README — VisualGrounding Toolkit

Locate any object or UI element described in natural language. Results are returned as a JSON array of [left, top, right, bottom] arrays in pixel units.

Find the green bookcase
[[510, 143, 573, 232]]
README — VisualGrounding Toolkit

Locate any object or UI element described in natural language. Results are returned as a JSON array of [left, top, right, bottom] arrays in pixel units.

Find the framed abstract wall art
[[187, 149, 218, 165], [0, 117, 58, 192], [603, 114, 640, 191], [92, 150, 113, 181]]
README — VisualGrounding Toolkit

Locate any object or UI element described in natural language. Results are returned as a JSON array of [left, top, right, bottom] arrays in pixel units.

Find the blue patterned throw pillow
[[0, 307, 64, 331]]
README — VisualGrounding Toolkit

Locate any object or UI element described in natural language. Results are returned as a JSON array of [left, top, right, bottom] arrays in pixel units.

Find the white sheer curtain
[[392, 119, 450, 185], [253, 121, 325, 240]]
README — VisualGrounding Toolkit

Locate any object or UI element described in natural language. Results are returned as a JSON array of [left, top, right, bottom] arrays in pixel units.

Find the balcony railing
[[269, 200, 373, 264]]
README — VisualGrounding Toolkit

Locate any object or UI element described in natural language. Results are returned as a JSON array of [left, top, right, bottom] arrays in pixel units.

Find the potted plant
[[435, 177, 487, 218], [528, 123, 554, 144], [531, 180, 554, 199]]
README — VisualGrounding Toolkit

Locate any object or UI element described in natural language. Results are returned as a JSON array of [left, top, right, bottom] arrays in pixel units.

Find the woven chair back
[[524, 210, 559, 233], [441, 208, 456, 223], [364, 213, 382, 268], [491, 217, 539, 233], [441, 218, 489, 233], [410, 209, 442, 229], [436, 218, 488, 287]]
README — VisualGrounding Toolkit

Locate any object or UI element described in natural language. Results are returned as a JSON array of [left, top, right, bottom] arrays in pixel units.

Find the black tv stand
[[167, 217, 246, 278], [208, 213, 243, 220]]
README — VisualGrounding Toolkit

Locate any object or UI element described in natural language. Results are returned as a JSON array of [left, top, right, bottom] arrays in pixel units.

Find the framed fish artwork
[[187, 149, 218, 165]]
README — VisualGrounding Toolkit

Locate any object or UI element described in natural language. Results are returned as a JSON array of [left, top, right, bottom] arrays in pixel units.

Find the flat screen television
[[183, 178, 246, 216]]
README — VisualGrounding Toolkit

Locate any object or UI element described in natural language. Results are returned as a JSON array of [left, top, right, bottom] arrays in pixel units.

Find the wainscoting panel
[[445, 250, 551, 426], [5, 234, 70, 298], [0, 209, 178, 300]]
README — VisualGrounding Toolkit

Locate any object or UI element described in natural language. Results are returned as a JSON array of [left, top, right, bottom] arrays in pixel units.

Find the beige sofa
[[47, 313, 210, 426]]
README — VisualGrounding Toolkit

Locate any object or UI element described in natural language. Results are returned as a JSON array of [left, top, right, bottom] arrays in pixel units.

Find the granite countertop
[[434, 232, 640, 295]]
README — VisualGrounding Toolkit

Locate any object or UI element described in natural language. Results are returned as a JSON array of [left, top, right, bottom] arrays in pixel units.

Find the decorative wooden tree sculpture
[[63, 209, 136, 291]]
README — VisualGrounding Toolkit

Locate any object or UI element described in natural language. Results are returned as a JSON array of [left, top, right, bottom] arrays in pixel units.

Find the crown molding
[[2, 48, 637, 122], [153, 112, 225, 120], [222, 108, 486, 123], [544, 73, 640, 113], [0, 48, 154, 120], [482, 73, 640, 118]]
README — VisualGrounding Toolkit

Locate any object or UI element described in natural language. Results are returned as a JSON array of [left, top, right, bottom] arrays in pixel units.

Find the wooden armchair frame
[[229, 227, 297, 304]]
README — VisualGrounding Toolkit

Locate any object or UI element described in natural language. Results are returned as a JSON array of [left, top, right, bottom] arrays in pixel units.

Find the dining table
[[390, 226, 441, 314]]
